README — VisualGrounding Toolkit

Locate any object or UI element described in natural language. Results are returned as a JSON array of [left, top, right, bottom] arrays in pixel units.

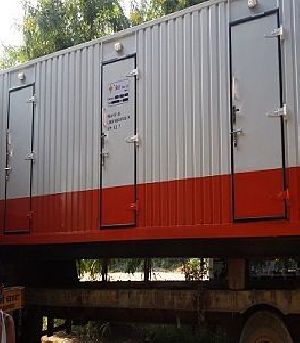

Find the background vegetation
[[0, 0, 207, 69]]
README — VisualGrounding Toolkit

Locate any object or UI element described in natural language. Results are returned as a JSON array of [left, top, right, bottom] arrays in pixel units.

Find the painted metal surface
[[0, 0, 299, 245], [101, 56, 136, 226], [5, 86, 35, 232], [230, 11, 286, 220]]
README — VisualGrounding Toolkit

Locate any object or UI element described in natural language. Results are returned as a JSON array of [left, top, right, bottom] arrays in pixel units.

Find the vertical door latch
[[230, 128, 244, 148], [100, 151, 109, 166], [232, 105, 240, 125]]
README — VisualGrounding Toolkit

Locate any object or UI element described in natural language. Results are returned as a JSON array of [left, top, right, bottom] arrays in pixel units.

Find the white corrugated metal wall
[[0, 0, 299, 228], [136, 1, 229, 186], [33, 44, 102, 196]]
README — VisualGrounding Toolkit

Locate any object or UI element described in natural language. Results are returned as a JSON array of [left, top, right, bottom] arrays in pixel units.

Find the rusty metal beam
[[26, 287, 300, 316]]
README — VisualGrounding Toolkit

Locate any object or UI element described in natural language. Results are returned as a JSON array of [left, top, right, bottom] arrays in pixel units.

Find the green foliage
[[77, 259, 98, 279], [21, 0, 129, 60], [70, 322, 229, 343], [129, 0, 207, 25], [182, 258, 208, 281], [1, 0, 208, 69], [0, 45, 27, 70], [1, 0, 129, 68]]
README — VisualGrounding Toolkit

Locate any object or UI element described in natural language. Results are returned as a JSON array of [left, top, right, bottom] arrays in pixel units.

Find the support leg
[[66, 319, 72, 334], [143, 258, 151, 281], [228, 259, 247, 290], [46, 316, 54, 337], [20, 307, 43, 343]]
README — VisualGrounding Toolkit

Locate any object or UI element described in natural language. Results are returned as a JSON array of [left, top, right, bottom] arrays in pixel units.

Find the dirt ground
[[41, 332, 141, 343]]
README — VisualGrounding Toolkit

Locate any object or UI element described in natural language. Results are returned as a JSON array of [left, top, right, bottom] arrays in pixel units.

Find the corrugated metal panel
[[135, 2, 230, 226], [33, 44, 102, 197], [136, 2, 230, 184]]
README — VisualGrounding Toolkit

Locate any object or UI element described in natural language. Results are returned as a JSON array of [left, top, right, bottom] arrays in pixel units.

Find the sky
[[0, 0, 24, 55]]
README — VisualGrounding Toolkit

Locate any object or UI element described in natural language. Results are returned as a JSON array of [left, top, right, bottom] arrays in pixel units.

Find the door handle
[[230, 128, 244, 148], [5, 130, 13, 180], [102, 108, 108, 127], [100, 151, 109, 166], [232, 105, 240, 125], [232, 77, 239, 101], [230, 128, 243, 135], [5, 167, 12, 181]]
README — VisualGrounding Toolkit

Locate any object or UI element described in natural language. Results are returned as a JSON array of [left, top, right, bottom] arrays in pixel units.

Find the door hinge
[[127, 68, 139, 79], [25, 152, 35, 161], [125, 133, 140, 146], [27, 95, 36, 104], [265, 26, 284, 41], [266, 104, 287, 119], [276, 189, 289, 201]]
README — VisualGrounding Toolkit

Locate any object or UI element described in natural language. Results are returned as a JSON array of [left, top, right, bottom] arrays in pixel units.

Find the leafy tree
[[0, 0, 129, 68], [21, 0, 129, 60], [0, 45, 27, 69], [0, 0, 208, 68], [129, 0, 207, 25]]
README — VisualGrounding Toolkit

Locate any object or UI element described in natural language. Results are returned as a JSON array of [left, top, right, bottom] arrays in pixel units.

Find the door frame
[[4, 83, 35, 234], [99, 54, 137, 229], [229, 9, 287, 222]]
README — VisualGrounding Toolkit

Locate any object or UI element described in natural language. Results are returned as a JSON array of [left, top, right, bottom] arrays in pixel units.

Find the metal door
[[5, 85, 35, 233], [101, 56, 137, 227], [230, 11, 286, 221]]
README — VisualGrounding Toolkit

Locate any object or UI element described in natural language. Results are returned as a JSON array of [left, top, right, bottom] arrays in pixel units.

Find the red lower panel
[[4, 198, 30, 232], [31, 189, 99, 234], [0, 167, 299, 244], [101, 186, 135, 226], [234, 168, 286, 219]]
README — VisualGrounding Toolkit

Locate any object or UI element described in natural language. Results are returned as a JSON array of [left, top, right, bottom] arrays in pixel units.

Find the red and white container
[[0, 0, 299, 246]]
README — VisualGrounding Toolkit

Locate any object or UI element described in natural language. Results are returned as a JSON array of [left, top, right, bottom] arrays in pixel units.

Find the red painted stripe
[[234, 168, 286, 218], [101, 186, 135, 226], [0, 167, 299, 244], [4, 198, 30, 231]]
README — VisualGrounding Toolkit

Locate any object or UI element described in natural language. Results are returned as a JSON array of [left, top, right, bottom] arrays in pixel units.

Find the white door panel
[[101, 57, 136, 226], [5, 85, 34, 232], [231, 12, 286, 220]]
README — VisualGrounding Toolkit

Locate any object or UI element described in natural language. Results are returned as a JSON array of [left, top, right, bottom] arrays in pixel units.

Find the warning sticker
[[107, 79, 129, 107], [0, 287, 25, 312]]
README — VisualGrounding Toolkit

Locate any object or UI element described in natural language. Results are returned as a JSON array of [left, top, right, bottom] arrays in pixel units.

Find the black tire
[[239, 311, 293, 343]]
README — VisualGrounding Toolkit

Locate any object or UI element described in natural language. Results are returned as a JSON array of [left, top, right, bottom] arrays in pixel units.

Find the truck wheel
[[239, 311, 293, 343]]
